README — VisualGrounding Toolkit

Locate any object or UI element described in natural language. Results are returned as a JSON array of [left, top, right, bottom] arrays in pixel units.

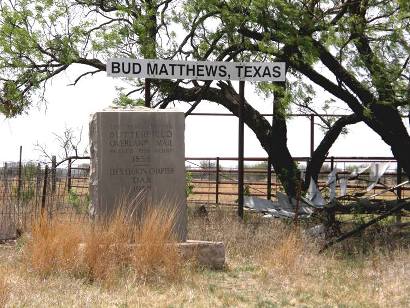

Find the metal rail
[[186, 156, 408, 204]]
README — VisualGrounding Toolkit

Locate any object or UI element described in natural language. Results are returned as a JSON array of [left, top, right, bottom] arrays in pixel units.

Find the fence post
[[3, 162, 8, 196], [51, 155, 57, 194], [17, 145, 22, 203], [35, 163, 41, 190], [396, 162, 402, 222], [267, 156, 272, 200], [41, 165, 49, 218], [67, 158, 72, 192], [330, 156, 334, 171], [215, 157, 220, 204]]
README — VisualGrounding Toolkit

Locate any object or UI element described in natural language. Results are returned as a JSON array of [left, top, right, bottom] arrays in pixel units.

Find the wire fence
[[0, 158, 90, 240], [0, 154, 408, 240]]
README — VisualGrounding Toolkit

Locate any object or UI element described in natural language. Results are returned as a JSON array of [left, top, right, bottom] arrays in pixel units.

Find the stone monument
[[89, 107, 187, 240]]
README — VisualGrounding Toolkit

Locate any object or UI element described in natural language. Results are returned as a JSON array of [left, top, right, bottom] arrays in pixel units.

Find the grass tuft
[[24, 202, 181, 284], [26, 218, 84, 276], [265, 229, 305, 271], [132, 206, 181, 281]]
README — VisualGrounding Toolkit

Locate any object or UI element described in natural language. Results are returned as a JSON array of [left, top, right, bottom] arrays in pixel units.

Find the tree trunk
[[366, 104, 410, 180], [270, 82, 300, 197], [304, 114, 360, 190]]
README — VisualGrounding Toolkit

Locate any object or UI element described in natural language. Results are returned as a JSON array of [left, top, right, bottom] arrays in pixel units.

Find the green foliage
[[21, 163, 37, 202], [235, 184, 251, 204], [0, 0, 408, 118], [185, 171, 194, 197], [12, 162, 39, 203], [243, 184, 250, 197], [113, 94, 145, 107], [20, 186, 35, 203], [68, 190, 89, 214]]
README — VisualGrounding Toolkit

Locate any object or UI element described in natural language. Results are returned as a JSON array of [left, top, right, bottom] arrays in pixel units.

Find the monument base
[[78, 240, 225, 269], [0, 217, 16, 241], [177, 240, 225, 269]]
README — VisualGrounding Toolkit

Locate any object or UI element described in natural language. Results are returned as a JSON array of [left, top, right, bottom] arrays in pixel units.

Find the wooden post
[[51, 155, 57, 194], [41, 165, 48, 219], [35, 163, 41, 217], [67, 159, 72, 192], [238, 81, 245, 219], [215, 157, 220, 205]]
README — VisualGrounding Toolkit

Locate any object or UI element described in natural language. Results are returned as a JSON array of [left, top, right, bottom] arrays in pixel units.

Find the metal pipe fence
[[185, 156, 408, 205], [0, 155, 408, 240]]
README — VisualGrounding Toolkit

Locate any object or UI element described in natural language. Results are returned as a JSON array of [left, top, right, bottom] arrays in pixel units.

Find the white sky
[[0, 64, 408, 164]]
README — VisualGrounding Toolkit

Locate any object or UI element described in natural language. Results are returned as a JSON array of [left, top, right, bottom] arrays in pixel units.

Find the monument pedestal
[[177, 240, 225, 269], [89, 107, 224, 268], [89, 107, 187, 240]]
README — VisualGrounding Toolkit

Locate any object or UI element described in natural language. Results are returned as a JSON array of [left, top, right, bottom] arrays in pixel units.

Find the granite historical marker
[[89, 107, 187, 240]]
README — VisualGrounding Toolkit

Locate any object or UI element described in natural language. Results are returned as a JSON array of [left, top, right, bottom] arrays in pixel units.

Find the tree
[[168, 0, 410, 194], [0, 0, 409, 198]]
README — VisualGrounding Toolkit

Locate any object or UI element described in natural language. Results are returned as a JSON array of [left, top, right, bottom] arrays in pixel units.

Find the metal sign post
[[145, 79, 151, 108], [238, 81, 245, 218], [108, 58, 286, 218]]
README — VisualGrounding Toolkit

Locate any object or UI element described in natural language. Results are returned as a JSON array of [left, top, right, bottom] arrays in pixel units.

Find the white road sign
[[107, 58, 286, 81]]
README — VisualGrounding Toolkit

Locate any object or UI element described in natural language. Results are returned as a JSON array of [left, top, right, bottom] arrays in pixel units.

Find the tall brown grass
[[27, 218, 84, 276], [132, 206, 181, 280], [0, 272, 9, 308], [264, 229, 306, 271], [24, 203, 181, 284]]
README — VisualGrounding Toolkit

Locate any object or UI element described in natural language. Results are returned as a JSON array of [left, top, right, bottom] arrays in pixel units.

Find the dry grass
[[0, 271, 9, 308], [23, 203, 181, 284], [0, 206, 409, 306], [263, 229, 306, 272], [188, 208, 410, 306], [26, 218, 84, 276], [131, 206, 181, 280]]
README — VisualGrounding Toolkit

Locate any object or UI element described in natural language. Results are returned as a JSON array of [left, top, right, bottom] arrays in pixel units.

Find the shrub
[[185, 171, 194, 197]]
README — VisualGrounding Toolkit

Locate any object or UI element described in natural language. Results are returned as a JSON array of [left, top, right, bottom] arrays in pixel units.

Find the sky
[[0, 64, 408, 165]]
